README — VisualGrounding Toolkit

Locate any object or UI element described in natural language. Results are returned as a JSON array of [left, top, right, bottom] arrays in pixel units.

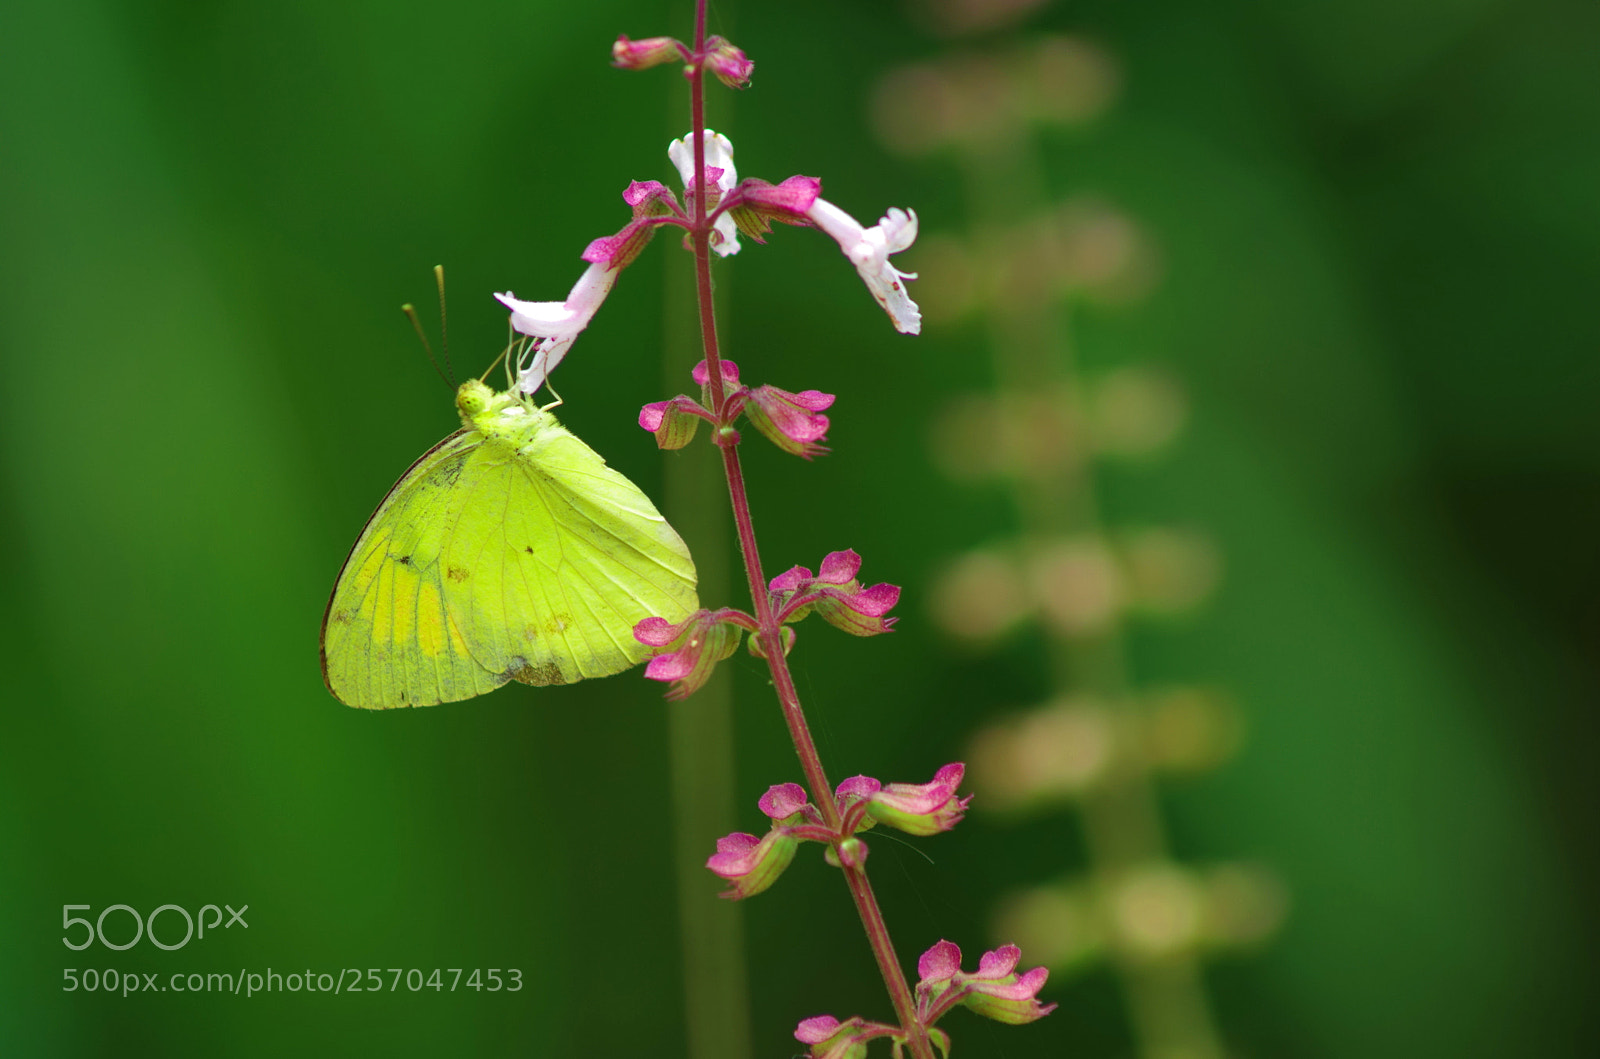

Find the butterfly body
[[321, 379, 698, 709]]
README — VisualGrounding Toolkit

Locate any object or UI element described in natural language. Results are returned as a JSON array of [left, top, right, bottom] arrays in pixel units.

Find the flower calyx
[[742, 384, 834, 458], [640, 359, 837, 459], [868, 763, 971, 836], [610, 33, 752, 91], [703, 36, 754, 90], [794, 1015, 949, 1059], [728, 175, 822, 243], [634, 608, 754, 700], [639, 394, 714, 450], [611, 35, 689, 71], [915, 940, 1056, 1027], [768, 549, 900, 635], [833, 764, 970, 838], [706, 783, 829, 899]]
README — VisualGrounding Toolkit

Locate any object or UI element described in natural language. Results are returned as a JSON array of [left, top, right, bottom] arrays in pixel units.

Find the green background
[[2, 0, 1595, 1055]]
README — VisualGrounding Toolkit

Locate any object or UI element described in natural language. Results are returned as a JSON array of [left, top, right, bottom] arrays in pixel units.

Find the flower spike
[[808, 199, 922, 334]]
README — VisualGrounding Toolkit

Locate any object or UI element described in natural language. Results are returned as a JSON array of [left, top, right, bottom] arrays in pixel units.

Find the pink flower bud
[[639, 395, 710, 450], [868, 763, 970, 836], [758, 782, 810, 822], [581, 181, 685, 271], [691, 358, 740, 387], [834, 775, 882, 834], [691, 358, 743, 408], [821, 835, 869, 869], [612, 34, 687, 70], [634, 609, 747, 700], [703, 35, 754, 89], [623, 179, 680, 213], [768, 564, 812, 596], [743, 384, 835, 458], [745, 625, 795, 660], [705, 782, 824, 899], [768, 549, 901, 636], [705, 829, 798, 899], [793, 1015, 900, 1059], [914, 940, 1056, 1026]]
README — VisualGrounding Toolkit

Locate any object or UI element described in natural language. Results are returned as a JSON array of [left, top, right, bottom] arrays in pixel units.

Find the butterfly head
[[456, 379, 546, 439]]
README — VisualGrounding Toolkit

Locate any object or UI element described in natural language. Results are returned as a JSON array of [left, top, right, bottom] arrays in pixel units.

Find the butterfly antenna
[[478, 333, 513, 385], [434, 265, 456, 385], [401, 301, 452, 390]]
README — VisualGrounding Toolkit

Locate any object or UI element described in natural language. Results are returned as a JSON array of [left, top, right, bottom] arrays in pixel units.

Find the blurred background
[[2, 0, 1596, 1056]]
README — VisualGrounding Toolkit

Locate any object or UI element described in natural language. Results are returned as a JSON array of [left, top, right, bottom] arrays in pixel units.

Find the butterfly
[[321, 377, 698, 708]]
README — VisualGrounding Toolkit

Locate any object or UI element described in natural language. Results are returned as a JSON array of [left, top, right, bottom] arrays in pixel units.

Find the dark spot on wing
[[430, 460, 466, 488], [330, 610, 350, 625], [397, 555, 412, 565], [506, 657, 566, 686], [524, 545, 535, 554], [447, 566, 469, 582]]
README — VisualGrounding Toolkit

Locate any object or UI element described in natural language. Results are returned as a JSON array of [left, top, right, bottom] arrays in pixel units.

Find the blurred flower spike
[[769, 549, 901, 635], [634, 608, 752, 700], [794, 1015, 941, 1059], [915, 940, 1055, 1026], [611, 34, 688, 71]]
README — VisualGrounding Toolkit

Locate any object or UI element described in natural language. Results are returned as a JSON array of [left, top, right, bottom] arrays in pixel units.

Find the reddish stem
[[685, 6, 934, 1057]]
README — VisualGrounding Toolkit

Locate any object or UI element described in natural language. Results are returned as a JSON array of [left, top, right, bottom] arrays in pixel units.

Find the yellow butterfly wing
[[439, 419, 699, 688], [321, 403, 698, 709]]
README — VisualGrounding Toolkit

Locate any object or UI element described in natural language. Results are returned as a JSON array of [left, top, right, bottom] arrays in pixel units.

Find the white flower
[[806, 199, 921, 335], [494, 260, 619, 394], [667, 129, 741, 257]]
